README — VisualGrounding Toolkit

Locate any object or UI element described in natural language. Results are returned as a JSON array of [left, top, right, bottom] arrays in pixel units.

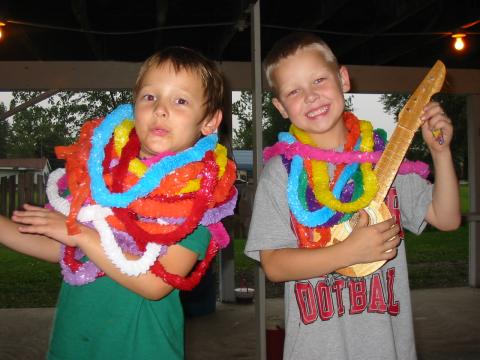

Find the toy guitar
[[328, 60, 446, 277]]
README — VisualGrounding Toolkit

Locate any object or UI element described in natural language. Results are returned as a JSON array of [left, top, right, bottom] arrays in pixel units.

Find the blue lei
[[280, 132, 360, 227], [87, 104, 217, 208]]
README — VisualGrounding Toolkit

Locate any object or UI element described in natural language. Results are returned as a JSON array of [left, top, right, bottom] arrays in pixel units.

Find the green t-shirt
[[47, 225, 211, 360]]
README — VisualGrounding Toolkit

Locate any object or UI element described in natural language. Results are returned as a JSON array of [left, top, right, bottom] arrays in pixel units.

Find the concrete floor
[[1, 287, 479, 360]]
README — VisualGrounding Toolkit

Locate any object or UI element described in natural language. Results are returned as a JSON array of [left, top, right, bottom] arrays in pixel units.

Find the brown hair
[[134, 46, 224, 118], [264, 32, 339, 92]]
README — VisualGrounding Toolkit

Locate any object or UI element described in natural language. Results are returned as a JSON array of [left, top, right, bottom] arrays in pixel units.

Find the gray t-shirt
[[245, 156, 432, 360]]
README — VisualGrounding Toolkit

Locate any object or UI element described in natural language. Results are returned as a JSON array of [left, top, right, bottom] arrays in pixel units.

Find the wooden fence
[[0, 171, 46, 217]]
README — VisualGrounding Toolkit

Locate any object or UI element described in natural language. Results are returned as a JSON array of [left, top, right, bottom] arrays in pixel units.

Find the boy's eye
[[287, 89, 299, 97], [142, 94, 156, 101], [175, 98, 188, 105], [314, 78, 326, 84]]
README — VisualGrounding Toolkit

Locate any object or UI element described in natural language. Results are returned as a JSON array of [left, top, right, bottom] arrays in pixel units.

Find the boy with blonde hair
[[245, 32, 460, 359]]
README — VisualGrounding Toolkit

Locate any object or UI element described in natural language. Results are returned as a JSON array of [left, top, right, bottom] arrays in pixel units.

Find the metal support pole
[[251, 1, 267, 359], [219, 89, 236, 302], [467, 94, 480, 287]]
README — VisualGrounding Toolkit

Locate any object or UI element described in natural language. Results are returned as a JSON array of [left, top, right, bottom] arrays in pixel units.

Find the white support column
[[251, 1, 267, 359], [467, 94, 480, 287]]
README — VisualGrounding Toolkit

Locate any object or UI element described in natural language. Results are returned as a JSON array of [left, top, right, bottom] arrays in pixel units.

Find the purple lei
[[201, 188, 238, 226]]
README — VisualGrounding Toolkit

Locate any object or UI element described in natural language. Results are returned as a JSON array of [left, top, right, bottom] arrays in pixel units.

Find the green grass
[[405, 225, 468, 263], [233, 237, 256, 274], [0, 245, 61, 308], [405, 224, 468, 289]]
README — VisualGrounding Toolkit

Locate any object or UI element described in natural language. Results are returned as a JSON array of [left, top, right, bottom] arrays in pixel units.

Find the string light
[[452, 32, 466, 51], [2, 18, 478, 55], [0, 21, 5, 40]]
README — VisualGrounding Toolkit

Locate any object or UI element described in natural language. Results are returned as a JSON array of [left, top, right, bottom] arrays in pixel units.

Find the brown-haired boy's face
[[134, 62, 220, 158], [271, 47, 351, 149]]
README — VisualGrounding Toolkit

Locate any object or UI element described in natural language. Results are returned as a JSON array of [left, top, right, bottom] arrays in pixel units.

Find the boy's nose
[[305, 91, 319, 104], [154, 103, 167, 118]]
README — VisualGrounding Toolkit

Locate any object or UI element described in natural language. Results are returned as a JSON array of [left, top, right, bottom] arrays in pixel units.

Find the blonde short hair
[[264, 33, 339, 94], [134, 46, 224, 118]]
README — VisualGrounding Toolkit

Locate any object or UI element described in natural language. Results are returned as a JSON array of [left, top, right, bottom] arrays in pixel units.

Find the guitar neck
[[370, 60, 446, 206], [372, 125, 416, 204]]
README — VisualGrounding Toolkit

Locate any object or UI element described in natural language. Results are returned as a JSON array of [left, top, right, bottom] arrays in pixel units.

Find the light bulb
[[0, 21, 5, 40], [454, 37, 464, 50], [452, 33, 466, 51]]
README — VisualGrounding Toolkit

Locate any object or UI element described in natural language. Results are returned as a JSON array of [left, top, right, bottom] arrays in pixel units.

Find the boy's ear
[[272, 97, 289, 119], [339, 66, 351, 92], [201, 110, 223, 136]]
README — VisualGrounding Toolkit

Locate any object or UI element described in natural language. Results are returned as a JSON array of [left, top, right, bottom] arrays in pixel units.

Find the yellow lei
[[290, 121, 378, 213]]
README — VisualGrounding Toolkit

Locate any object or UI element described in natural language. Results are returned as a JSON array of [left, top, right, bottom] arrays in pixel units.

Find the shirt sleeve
[[244, 156, 298, 262], [394, 173, 433, 235], [178, 225, 211, 260]]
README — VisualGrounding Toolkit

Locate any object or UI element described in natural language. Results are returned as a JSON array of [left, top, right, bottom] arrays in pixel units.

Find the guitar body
[[321, 60, 446, 277], [328, 202, 392, 277]]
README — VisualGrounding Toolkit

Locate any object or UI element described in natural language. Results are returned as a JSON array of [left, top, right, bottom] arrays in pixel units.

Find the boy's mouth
[[151, 127, 168, 136], [306, 105, 329, 119]]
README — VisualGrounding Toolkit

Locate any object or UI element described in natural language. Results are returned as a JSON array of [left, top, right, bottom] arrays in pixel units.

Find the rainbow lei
[[263, 112, 429, 248], [88, 104, 218, 208], [48, 104, 237, 288]]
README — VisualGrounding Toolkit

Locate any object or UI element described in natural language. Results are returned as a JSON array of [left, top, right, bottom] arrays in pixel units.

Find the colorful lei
[[263, 112, 429, 248], [48, 104, 237, 288]]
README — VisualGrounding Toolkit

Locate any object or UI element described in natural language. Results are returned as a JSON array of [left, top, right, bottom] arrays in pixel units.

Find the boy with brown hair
[[0, 46, 236, 359], [245, 32, 460, 359]]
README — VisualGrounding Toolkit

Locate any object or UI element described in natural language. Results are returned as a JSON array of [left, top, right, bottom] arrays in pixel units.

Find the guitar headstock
[[398, 60, 446, 131]]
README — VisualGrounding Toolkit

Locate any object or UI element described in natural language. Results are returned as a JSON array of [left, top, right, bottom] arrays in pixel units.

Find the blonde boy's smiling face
[[134, 62, 220, 158], [271, 46, 351, 149]]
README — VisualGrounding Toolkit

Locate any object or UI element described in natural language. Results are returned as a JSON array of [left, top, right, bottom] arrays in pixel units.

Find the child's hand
[[343, 211, 401, 265], [12, 204, 80, 247], [420, 101, 453, 153]]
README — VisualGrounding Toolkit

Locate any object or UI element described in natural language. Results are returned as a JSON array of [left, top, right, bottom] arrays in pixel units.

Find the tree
[[0, 103, 9, 157], [232, 91, 253, 150], [232, 91, 289, 149], [344, 95, 354, 113], [232, 91, 354, 150], [263, 92, 291, 147], [380, 93, 467, 179], [5, 90, 132, 159]]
